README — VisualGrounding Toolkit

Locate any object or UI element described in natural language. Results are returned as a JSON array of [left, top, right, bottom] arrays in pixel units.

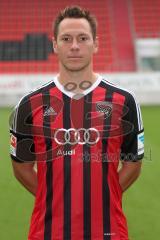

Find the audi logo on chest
[[54, 128, 100, 145]]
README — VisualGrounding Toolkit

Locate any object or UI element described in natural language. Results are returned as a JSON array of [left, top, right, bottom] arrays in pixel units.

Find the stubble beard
[[62, 60, 91, 73]]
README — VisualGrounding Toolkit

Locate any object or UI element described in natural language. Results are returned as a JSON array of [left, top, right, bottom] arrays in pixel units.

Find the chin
[[65, 62, 89, 72]]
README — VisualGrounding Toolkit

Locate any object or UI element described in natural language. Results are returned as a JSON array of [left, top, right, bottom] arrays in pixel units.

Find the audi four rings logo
[[54, 128, 100, 145]]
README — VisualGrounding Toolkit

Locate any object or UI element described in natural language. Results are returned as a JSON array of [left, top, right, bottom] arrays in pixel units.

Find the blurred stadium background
[[0, 0, 159, 239]]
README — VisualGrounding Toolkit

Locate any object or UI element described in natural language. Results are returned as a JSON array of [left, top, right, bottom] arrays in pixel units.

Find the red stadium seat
[[131, 0, 160, 38], [0, 0, 159, 73], [0, 0, 114, 73]]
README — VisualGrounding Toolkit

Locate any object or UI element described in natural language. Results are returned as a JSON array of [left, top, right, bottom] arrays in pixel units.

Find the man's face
[[53, 18, 98, 72]]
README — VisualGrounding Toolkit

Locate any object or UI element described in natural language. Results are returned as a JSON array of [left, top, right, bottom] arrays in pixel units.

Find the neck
[[58, 63, 97, 87]]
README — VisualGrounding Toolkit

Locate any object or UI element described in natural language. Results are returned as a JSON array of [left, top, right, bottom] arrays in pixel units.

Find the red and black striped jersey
[[10, 75, 144, 240]]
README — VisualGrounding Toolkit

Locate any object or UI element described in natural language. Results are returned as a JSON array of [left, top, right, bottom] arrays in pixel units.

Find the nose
[[71, 38, 80, 50]]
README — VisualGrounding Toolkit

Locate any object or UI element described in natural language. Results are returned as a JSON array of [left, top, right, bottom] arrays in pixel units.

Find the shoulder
[[100, 77, 138, 104], [11, 79, 56, 131], [16, 79, 55, 109]]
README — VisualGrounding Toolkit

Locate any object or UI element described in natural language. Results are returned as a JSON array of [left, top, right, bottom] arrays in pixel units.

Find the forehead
[[58, 18, 92, 37]]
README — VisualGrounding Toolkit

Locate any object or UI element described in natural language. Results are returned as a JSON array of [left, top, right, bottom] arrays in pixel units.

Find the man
[[10, 6, 144, 240]]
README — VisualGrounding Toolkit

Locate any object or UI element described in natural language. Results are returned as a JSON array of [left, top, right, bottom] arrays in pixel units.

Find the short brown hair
[[53, 6, 97, 40]]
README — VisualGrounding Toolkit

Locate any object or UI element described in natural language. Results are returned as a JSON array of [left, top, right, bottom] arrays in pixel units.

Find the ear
[[52, 37, 58, 54], [93, 36, 99, 54]]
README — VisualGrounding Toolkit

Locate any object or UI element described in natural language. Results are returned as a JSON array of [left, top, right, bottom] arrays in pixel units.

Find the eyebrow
[[60, 33, 89, 37]]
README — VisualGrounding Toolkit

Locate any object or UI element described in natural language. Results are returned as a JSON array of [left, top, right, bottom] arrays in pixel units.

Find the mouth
[[68, 56, 82, 59]]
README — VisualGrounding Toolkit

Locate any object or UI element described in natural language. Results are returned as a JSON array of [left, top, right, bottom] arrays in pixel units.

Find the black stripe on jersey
[[83, 93, 92, 240], [100, 82, 113, 240], [63, 94, 71, 240], [43, 92, 53, 240]]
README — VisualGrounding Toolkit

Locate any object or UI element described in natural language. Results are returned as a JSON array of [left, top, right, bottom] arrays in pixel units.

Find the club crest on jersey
[[96, 102, 112, 119], [10, 134, 17, 156]]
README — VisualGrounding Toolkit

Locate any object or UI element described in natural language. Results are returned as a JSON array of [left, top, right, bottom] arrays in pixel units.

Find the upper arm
[[121, 92, 144, 162], [10, 96, 36, 163], [121, 160, 142, 173], [12, 160, 35, 177]]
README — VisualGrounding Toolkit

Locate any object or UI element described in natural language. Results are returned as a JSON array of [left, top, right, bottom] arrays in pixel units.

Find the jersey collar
[[53, 74, 102, 99]]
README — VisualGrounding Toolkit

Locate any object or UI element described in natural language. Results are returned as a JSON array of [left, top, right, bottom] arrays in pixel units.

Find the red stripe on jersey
[[70, 98, 84, 240], [28, 93, 47, 239], [90, 86, 106, 239], [107, 92, 129, 239], [26, 79, 131, 240], [50, 88, 64, 240]]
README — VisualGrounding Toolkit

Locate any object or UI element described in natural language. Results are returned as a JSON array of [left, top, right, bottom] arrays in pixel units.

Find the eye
[[79, 36, 88, 41], [62, 36, 71, 42]]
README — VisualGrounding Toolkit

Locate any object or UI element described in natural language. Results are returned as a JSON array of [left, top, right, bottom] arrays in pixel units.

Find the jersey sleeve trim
[[10, 154, 26, 163]]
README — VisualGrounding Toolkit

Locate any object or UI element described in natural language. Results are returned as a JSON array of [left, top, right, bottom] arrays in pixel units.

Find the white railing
[[0, 73, 160, 106]]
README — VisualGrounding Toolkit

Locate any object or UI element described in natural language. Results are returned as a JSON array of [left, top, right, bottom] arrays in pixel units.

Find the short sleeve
[[10, 96, 35, 163], [121, 92, 144, 161]]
